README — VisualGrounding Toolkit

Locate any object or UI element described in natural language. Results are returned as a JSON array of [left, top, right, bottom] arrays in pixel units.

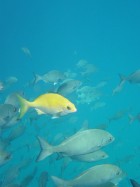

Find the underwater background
[[0, 0, 140, 186]]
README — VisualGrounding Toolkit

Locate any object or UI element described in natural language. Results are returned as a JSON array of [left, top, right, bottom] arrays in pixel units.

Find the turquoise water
[[0, 0, 140, 186]]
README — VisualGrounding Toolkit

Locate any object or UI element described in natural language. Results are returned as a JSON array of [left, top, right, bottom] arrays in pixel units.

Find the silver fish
[[119, 69, 140, 84], [33, 70, 65, 85], [70, 150, 108, 162], [56, 79, 82, 95], [51, 164, 124, 187], [36, 129, 114, 161]]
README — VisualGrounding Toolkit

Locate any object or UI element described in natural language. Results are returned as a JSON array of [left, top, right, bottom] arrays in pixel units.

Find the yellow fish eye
[[67, 106, 71, 110]]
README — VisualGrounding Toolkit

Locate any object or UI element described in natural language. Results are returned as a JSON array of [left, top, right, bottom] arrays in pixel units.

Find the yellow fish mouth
[[73, 108, 77, 112]]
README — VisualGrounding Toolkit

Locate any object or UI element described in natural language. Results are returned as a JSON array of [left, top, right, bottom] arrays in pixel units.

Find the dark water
[[0, 0, 140, 186]]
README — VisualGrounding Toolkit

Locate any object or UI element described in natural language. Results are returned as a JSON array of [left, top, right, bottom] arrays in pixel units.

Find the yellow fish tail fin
[[36, 136, 54, 161], [16, 94, 31, 119]]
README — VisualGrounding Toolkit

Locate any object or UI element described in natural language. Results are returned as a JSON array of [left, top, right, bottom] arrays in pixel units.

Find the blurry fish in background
[[91, 101, 106, 110], [5, 76, 18, 85], [56, 79, 82, 96], [0, 164, 21, 186], [20, 167, 37, 187], [61, 157, 71, 176], [51, 164, 125, 187], [0, 81, 4, 91], [112, 80, 125, 95], [96, 81, 108, 88], [76, 59, 97, 76], [0, 149, 11, 166], [0, 104, 19, 129], [77, 85, 102, 105], [76, 59, 88, 68], [64, 69, 77, 79], [95, 123, 108, 130], [33, 70, 66, 85], [0, 77, 18, 93], [128, 113, 140, 124], [130, 179, 140, 187], [70, 150, 108, 162], [16, 93, 77, 119], [81, 63, 97, 76], [0, 158, 33, 185], [108, 109, 130, 124], [115, 154, 135, 166], [36, 129, 114, 161], [38, 171, 48, 187], [21, 47, 32, 58], [119, 69, 140, 85]]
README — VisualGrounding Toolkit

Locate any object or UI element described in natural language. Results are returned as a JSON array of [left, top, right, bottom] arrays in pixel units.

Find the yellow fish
[[16, 93, 77, 119]]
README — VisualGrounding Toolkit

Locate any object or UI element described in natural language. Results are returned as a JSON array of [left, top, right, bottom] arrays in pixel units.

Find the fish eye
[[108, 137, 112, 142], [5, 154, 11, 160], [67, 106, 71, 110], [116, 171, 120, 176]]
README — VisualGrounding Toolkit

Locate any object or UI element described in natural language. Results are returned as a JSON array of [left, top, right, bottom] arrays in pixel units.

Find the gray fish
[[112, 80, 125, 95], [5, 76, 18, 85], [0, 104, 19, 129], [128, 113, 140, 124], [119, 69, 140, 84], [21, 47, 32, 58], [0, 104, 17, 119], [51, 164, 124, 187], [36, 129, 114, 161], [70, 150, 108, 162], [38, 171, 48, 187], [33, 70, 65, 85], [130, 179, 140, 187], [0, 150, 11, 166], [77, 86, 101, 104], [81, 63, 97, 76], [57, 79, 82, 95], [20, 167, 37, 187], [108, 109, 129, 124], [76, 59, 88, 68]]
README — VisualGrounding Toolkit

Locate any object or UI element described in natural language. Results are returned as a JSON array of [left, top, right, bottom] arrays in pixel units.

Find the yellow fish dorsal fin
[[35, 108, 45, 115]]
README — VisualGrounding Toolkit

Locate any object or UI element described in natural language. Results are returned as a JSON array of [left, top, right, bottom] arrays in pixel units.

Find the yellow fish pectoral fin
[[51, 112, 62, 119], [35, 108, 46, 115]]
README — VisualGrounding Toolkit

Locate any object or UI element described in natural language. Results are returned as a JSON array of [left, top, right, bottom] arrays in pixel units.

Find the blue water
[[0, 0, 140, 186]]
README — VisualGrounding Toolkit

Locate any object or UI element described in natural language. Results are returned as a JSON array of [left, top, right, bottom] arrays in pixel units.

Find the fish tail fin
[[128, 114, 135, 124], [119, 74, 126, 81], [119, 74, 127, 84], [16, 94, 31, 119], [33, 73, 42, 84], [36, 136, 54, 161], [51, 176, 69, 187]]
